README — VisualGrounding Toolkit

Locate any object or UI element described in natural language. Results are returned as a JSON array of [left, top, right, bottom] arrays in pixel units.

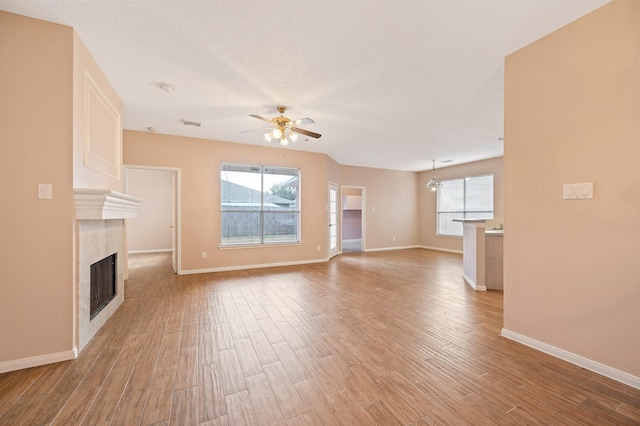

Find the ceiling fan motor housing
[[274, 116, 291, 127]]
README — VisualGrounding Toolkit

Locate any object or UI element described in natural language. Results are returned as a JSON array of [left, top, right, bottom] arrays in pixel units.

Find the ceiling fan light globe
[[264, 133, 273, 142], [272, 128, 282, 139], [290, 133, 299, 142], [280, 137, 289, 146]]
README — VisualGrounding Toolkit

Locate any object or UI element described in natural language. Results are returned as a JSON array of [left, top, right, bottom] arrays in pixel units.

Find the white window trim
[[436, 174, 494, 237], [221, 162, 301, 246]]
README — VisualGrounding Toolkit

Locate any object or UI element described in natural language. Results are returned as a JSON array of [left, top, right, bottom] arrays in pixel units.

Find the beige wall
[[326, 155, 342, 186], [1, 11, 123, 370], [125, 132, 424, 263], [126, 169, 174, 252], [418, 157, 504, 252], [72, 33, 123, 191], [341, 166, 419, 250], [342, 187, 362, 196], [0, 12, 74, 364], [124, 131, 331, 271], [504, 0, 639, 377]]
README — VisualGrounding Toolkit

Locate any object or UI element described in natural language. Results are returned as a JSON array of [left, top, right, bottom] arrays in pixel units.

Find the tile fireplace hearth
[[74, 189, 141, 351]]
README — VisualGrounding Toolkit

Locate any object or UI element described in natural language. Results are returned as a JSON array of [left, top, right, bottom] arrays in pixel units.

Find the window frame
[[220, 162, 301, 247], [436, 174, 494, 237]]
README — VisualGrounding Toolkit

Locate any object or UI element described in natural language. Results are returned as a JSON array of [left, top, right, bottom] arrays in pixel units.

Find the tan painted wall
[[124, 131, 331, 271], [342, 187, 362, 196], [0, 12, 74, 363], [341, 166, 419, 250], [504, 0, 639, 376], [326, 155, 342, 186], [72, 33, 123, 191], [418, 157, 504, 252], [126, 169, 174, 252]]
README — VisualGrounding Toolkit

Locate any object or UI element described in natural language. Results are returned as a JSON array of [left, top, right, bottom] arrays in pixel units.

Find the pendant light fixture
[[425, 159, 441, 191]]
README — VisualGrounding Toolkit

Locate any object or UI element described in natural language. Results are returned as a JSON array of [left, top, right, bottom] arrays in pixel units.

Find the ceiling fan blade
[[250, 114, 273, 124], [240, 127, 272, 134], [292, 118, 315, 125], [291, 127, 321, 139]]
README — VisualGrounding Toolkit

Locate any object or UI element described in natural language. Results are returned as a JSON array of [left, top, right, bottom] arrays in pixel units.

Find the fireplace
[[90, 253, 117, 319], [75, 189, 142, 352], [77, 219, 124, 351]]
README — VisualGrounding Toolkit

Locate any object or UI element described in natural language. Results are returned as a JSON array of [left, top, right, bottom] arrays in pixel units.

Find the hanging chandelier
[[425, 159, 441, 191]]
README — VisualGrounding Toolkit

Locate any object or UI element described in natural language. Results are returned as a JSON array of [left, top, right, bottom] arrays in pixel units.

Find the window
[[437, 174, 493, 236], [221, 163, 300, 245]]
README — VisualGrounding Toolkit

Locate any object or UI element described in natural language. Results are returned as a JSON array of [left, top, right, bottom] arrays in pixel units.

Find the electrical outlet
[[316, 245, 321, 252], [392, 236, 396, 241], [201, 252, 207, 259]]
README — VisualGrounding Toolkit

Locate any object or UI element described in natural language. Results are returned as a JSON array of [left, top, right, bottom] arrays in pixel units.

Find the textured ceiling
[[1, 0, 610, 171]]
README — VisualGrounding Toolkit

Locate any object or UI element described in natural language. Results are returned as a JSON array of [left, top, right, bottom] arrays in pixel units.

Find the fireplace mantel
[[74, 189, 142, 220]]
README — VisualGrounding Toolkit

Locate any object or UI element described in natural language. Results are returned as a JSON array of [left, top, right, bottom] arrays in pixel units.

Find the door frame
[[328, 182, 339, 259], [124, 165, 182, 275], [340, 185, 366, 252]]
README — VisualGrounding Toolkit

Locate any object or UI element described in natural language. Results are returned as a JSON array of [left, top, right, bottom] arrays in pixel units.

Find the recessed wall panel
[[84, 72, 121, 179]]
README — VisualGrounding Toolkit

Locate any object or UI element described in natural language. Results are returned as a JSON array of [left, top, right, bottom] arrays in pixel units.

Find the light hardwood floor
[[1, 249, 639, 425]]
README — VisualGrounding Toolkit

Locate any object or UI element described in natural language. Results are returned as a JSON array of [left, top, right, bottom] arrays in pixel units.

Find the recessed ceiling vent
[[182, 119, 201, 127]]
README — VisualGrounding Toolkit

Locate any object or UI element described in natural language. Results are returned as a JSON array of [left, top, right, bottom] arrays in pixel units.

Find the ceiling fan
[[242, 106, 321, 146]]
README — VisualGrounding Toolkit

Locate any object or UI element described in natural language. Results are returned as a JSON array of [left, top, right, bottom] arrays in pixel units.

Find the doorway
[[124, 166, 181, 274], [341, 186, 365, 252], [328, 182, 339, 258]]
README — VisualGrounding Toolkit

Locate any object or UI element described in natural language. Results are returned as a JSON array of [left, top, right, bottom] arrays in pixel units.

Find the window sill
[[219, 242, 302, 250], [436, 234, 463, 239]]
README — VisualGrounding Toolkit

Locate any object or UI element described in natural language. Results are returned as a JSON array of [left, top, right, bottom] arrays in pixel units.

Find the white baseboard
[[418, 245, 463, 254], [180, 257, 330, 275], [181, 246, 453, 274], [364, 245, 419, 253], [0, 347, 78, 374], [462, 271, 487, 291], [501, 328, 640, 390], [128, 249, 172, 254]]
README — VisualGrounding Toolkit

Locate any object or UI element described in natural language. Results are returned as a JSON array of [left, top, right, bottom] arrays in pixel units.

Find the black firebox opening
[[90, 253, 117, 320]]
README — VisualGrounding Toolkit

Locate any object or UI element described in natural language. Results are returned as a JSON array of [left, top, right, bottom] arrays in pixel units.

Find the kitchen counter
[[453, 219, 487, 290], [452, 219, 503, 291], [485, 230, 503, 290]]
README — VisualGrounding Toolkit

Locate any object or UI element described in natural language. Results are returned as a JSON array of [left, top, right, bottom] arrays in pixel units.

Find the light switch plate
[[563, 182, 593, 200], [38, 183, 52, 199]]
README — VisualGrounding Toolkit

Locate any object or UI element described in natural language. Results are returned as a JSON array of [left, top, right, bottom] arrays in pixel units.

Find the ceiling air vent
[[181, 119, 201, 127]]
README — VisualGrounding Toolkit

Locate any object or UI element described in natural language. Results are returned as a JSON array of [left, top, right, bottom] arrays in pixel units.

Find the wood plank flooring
[[1, 249, 639, 425]]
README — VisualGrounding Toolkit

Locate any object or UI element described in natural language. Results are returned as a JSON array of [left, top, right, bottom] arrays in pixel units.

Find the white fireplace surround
[[74, 189, 141, 352], [74, 189, 142, 220]]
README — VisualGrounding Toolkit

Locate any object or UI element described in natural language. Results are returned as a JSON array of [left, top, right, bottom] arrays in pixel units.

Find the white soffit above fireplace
[[74, 189, 142, 220]]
